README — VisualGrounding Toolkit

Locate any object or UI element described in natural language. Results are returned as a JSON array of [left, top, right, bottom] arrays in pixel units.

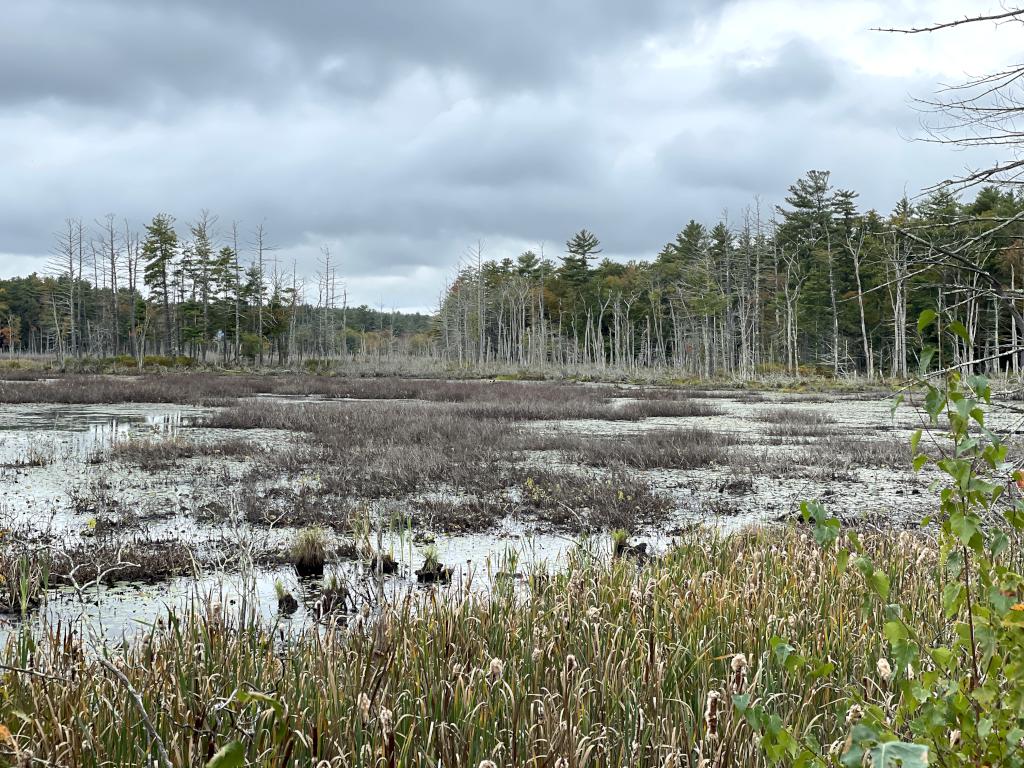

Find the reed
[[0, 526, 942, 767]]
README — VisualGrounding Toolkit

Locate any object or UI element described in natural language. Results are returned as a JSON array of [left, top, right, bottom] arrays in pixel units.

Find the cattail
[[489, 657, 505, 682], [704, 690, 722, 739], [379, 706, 394, 736], [356, 692, 371, 724], [845, 704, 864, 726], [730, 653, 749, 694], [565, 654, 578, 676], [876, 657, 892, 684], [478, 762, 498, 768], [532, 647, 543, 663], [587, 605, 600, 620]]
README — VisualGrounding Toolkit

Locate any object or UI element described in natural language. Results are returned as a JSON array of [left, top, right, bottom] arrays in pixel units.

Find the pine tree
[[560, 229, 602, 290], [142, 213, 179, 355]]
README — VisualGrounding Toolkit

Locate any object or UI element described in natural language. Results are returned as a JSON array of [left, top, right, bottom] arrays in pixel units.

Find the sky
[[0, 1, 1012, 311]]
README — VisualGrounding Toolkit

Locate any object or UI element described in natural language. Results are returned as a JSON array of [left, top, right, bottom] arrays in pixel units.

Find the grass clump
[[290, 526, 330, 577], [568, 427, 741, 469], [518, 469, 670, 531], [0, 527, 943, 767]]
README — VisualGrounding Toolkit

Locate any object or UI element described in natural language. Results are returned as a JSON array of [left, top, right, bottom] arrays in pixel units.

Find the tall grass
[[0, 527, 942, 767]]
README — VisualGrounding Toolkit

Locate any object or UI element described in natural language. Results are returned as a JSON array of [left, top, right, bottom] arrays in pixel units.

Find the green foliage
[[205, 741, 244, 768], [761, 311, 1024, 767]]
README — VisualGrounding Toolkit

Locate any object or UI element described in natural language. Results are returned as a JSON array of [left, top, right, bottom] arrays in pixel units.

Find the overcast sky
[[0, 1, 1010, 311]]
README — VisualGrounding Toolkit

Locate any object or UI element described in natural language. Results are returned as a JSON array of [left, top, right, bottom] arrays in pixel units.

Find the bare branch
[[874, 9, 1024, 34]]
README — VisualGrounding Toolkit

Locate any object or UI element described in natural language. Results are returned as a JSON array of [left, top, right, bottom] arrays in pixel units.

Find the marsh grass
[[211, 399, 678, 531], [290, 526, 331, 577], [808, 434, 911, 469], [568, 428, 742, 470], [0, 540, 48, 614], [0, 527, 944, 767], [517, 468, 671, 531], [758, 406, 836, 426], [0, 373, 705, 411], [104, 435, 261, 470]]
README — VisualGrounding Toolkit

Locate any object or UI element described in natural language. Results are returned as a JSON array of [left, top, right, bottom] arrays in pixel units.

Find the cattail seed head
[[489, 657, 505, 681], [704, 690, 722, 738], [845, 704, 864, 726], [876, 657, 892, 683], [356, 692, 371, 724], [729, 653, 749, 694], [565, 654, 578, 675], [379, 706, 394, 736]]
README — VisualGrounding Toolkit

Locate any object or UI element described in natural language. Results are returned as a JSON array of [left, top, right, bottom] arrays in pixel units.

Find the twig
[[873, 9, 1024, 34]]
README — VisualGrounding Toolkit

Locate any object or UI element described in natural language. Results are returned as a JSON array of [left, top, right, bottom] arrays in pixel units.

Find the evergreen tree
[[141, 213, 179, 354], [560, 229, 602, 290]]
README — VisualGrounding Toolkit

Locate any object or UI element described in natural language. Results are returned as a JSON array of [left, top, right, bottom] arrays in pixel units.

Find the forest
[[440, 177, 1024, 378], [0, 213, 432, 365], [3, 172, 1021, 378]]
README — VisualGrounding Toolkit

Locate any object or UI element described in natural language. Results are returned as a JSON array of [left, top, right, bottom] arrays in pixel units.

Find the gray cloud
[[0, 0, 723, 109], [0, 0, 1007, 310], [716, 38, 837, 106]]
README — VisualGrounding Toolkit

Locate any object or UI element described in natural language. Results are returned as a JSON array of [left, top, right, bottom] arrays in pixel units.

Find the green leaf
[[942, 582, 965, 618], [917, 309, 937, 333], [869, 741, 929, 768], [949, 320, 970, 345], [869, 571, 890, 599], [1005, 503, 1024, 531], [235, 690, 284, 717], [206, 741, 244, 768], [890, 393, 905, 416], [924, 386, 945, 421], [951, 514, 981, 549], [883, 620, 908, 643], [732, 693, 750, 714], [930, 646, 954, 670], [800, 500, 840, 549], [836, 548, 850, 574], [918, 346, 935, 376]]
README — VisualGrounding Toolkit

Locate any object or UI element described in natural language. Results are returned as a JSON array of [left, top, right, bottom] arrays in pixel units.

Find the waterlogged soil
[[0, 386, 979, 637]]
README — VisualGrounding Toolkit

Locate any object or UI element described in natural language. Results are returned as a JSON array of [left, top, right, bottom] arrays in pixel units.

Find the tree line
[[3, 173, 1024, 377], [0, 212, 432, 364], [438, 172, 1024, 378]]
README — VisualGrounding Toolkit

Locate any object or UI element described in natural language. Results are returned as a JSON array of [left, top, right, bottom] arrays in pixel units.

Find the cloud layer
[[0, 0, 1008, 309]]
